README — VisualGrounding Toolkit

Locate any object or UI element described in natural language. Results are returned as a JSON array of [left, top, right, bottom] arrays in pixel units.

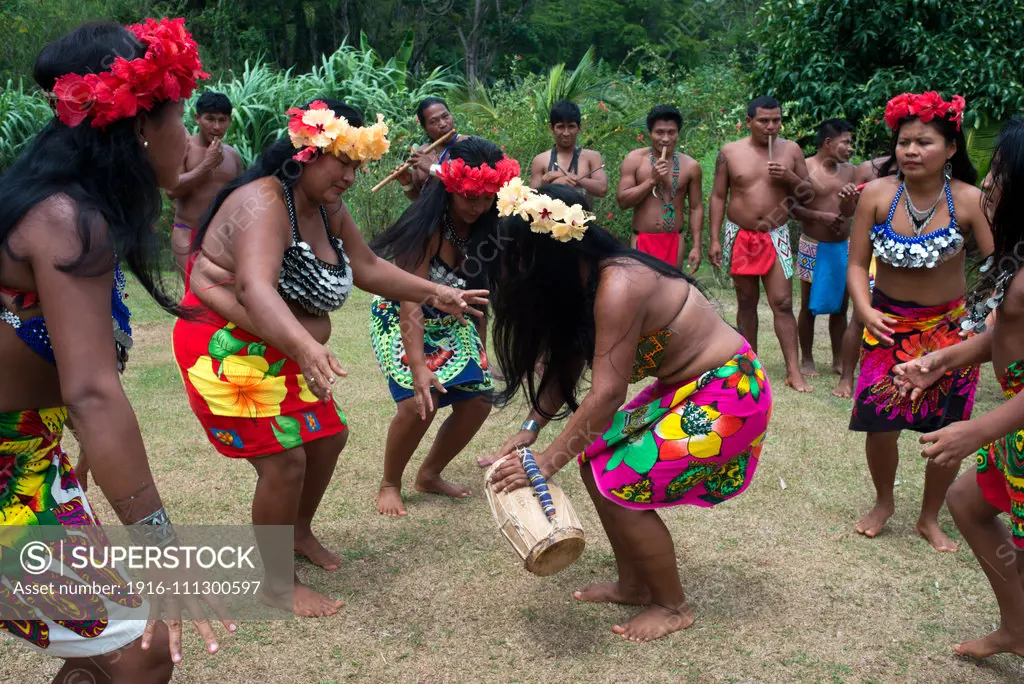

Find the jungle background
[[1, 0, 1022, 243], [2, 4, 1024, 683]]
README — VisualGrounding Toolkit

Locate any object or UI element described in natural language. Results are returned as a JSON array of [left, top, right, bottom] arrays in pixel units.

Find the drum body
[[484, 457, 585, 576]]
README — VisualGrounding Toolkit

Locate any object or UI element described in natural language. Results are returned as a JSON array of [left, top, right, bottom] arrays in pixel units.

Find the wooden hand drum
[[484, 446, 585, 576]]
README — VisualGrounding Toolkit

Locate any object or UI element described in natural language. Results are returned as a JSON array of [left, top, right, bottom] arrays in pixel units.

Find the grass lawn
[[3, 273, 1023, 683]]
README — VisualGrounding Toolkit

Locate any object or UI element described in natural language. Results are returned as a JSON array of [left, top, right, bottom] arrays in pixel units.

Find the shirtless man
[[167, 92, 243, 280], [833, 154, 893, 398], [395, 97, 462, 202], [529, 100, 607, 199], [708, 96, 813, 391], [617, 105, 703, 272], [795, 119, 855, 378]]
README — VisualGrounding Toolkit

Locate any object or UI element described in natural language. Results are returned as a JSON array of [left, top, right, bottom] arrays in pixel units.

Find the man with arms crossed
[[529, 100, 607, 199], [617, 105, 703, 272], [709, 96, 813, 392]]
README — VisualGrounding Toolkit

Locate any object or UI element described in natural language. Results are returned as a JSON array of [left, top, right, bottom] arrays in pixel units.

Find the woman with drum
[[487, 182, 773, 642]]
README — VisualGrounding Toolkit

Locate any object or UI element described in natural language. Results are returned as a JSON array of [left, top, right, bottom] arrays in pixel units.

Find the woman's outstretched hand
[[428, 286, 489, 325]]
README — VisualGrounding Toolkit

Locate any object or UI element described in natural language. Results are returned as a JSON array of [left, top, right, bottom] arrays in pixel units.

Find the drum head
[[524, 527, 585, 576]]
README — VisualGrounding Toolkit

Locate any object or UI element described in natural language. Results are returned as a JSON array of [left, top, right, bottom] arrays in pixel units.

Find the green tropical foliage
[[0, 79, 51, 167], [751, 0, 1024, 152]]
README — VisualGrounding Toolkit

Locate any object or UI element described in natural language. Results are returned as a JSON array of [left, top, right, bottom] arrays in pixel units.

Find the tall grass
[[0, 79, 51, 168]]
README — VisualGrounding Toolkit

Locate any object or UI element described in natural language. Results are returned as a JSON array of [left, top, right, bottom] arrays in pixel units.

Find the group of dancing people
[[1, 16, 1023, 683]]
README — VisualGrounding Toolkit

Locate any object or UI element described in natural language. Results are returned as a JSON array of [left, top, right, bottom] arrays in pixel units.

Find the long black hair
[[190, 98, 364, 253], [488, 184, 700, 419], [968, 117, 1024, 306], [879, 105, 977, 184], [0, 22, 179, 311], [369, 136, 503, 290]]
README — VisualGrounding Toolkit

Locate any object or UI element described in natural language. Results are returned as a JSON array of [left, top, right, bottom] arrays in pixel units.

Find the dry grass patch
[[3, 280, 1023, 683]]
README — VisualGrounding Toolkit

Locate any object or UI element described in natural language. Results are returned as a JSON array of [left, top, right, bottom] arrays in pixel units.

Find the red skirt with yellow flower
[[850, 289, 978, 433], [172, 305, 347, 458], [580, 342, 772, 510]]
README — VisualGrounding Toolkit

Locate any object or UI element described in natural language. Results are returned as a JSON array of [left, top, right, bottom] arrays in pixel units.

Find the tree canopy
[[751, 0, 1024, 143]]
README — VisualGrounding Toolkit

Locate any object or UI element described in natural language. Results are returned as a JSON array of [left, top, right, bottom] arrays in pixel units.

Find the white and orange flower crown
[[286, 101, 390, 163], [496, 178, 594, 242]]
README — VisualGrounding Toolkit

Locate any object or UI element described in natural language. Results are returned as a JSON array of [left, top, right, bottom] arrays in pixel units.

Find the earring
[[943, 161, 952, 180], [142, 139, 149, 149]]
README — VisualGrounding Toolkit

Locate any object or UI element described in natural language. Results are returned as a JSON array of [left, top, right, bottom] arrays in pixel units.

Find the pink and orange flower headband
[[286, 101, 391, 163], [884, 91, 966, 131]]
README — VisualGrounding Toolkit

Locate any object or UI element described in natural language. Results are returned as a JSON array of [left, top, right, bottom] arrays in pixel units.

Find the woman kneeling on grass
[[0, 18, 232, 679], [487, 183, 772, 642], [173, 100, 487, 617], [895, 117, 1024, 659], [369, 137, 518, 517], [847, 92, 994, 551]]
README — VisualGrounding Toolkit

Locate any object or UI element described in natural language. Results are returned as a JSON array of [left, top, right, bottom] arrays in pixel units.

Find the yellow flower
[[333, 114, 390, 162], [496, 177, 533, 218], [187, 355, 287, 418]]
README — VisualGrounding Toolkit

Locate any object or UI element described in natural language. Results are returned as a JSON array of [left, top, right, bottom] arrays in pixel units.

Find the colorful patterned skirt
[[172, 298, 347, 458], [976, 359, 1024, 548], [369, 297, 493, 408], [0, 407, 146, 657], [850, 289, 978, 433], [580, 343, 772, 510]]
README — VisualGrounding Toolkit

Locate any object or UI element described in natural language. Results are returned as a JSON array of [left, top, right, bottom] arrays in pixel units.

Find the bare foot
[[832, 377, 854, 398], [785, 372, 814, 392], [916, 520, 959, 552], [855, 501, 894, 537], [376, 484, 407, 517], [611, 603, 694, 642], [800, 360, 821, 377], [414, 474, 471, 499], [294, 531, 341, 571], [261, 582, 342, 618], [573, 581, 651, 605], [954, 627, 1024, 659]]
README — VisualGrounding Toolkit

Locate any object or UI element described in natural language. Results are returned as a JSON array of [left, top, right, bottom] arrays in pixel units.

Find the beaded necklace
[[443, 212, 470, 251], [649, 150, 680, 230]]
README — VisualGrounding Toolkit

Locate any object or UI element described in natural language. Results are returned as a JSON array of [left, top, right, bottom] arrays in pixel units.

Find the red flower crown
[[52, 17, 208, 129], [884, 91, 966, 131], [431, 156, 521, 196]]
